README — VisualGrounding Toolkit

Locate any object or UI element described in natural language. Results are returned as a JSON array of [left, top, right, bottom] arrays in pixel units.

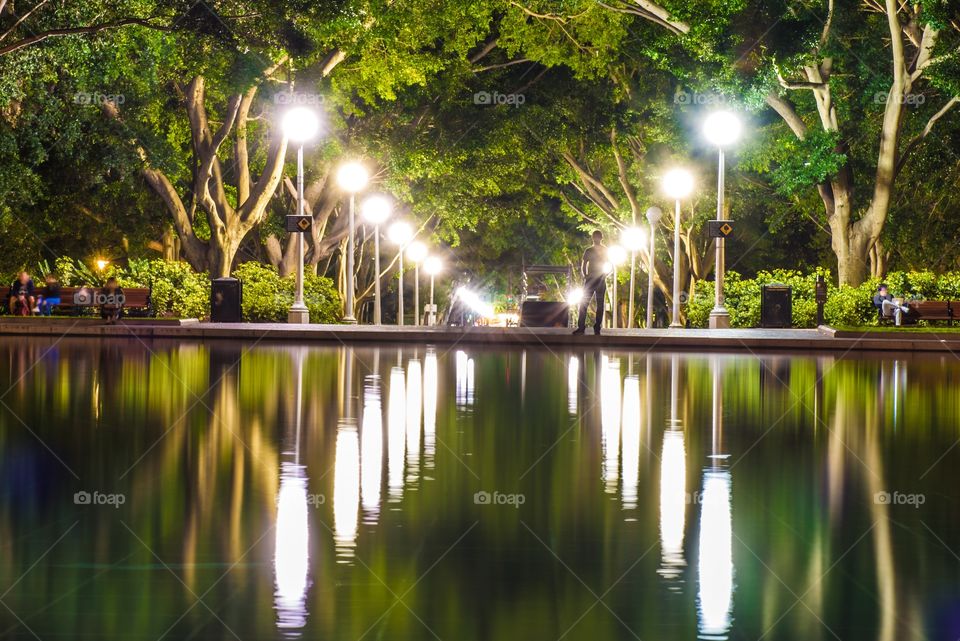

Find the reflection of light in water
[[567, 356, 579, 415], [423, 350, 438, 469], [621, 374, 640, 511], [275, 462, 309, 634], [658, 430, 686, 586], [387, 366, 406, 502], [360, 376, 383, 524], [456, 350, 474, 408], [333, 423, 360, 561], [601, 357, 621, 494], [406, 359, 422, 486], [697, 469, 734, 640]]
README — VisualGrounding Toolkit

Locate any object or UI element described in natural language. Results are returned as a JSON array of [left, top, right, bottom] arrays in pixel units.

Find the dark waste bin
[[211, 278, 242, 323], [760, 284, 792, 328]]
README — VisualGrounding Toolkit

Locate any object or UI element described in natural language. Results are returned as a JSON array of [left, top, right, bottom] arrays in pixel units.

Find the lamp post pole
[[628, 251, 636, 329], [373, 225, 382, 324], [344, 193, 358, 324], [414, 262, 420, 326], [645, 208, 662, 328], [398, 249, 405, 326], [710, 147, 727, 328], [288, 144, 310, 323], [671, 197, 683, 328]]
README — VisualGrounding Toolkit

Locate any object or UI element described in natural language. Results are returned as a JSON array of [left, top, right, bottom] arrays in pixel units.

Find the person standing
[[573, 230, 608, 335]]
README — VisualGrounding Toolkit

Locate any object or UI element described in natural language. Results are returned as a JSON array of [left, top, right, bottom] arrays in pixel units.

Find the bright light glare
[[388, 221, 414, 246], [361, 195, 392, 225], [424, 255, 443, 276], [607, 244, 628, 266], [663, 168, 695, 200], [456, 287, 494, 318], [281, 106, 321, 143], [567, 288, 585, 305], [603, 261, 613, 275], [95, 259, 109, 271], [406, 240, 428, 263], [703, 110, 742, 147], [337, 161, 369, 193], [621, 226, 647, 252]]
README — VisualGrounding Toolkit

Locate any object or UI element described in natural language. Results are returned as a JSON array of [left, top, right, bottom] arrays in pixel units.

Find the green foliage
[[114, 259, 210, 319], [232, 262, 340, 323]]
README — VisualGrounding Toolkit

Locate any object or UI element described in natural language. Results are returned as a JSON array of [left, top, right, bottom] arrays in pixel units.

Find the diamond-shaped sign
[[707, 220, 735, 238], [286, 215, 312, 233]]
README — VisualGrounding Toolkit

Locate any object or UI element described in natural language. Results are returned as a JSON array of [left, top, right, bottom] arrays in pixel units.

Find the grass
[[834, 325, 960, 334]]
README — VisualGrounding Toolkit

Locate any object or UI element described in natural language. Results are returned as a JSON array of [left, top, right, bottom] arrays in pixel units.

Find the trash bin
[[760, 284, 792, 328], [211, 278, 242, 323]]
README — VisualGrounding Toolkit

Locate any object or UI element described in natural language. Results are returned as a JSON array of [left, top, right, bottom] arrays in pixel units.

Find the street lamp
[[361, 195, 392, 325], [645, 206, 662, 328], [337, 161, 370, 324], [662, 168, 694, 328], [621, 226, 646, 329], [607, 244, 627, 328], [703, 111, 742, 329], [406, 240, 428, 326], [282, 106, 321, 324], [388, 221, 414, 325], [424, 255, 442, 326]]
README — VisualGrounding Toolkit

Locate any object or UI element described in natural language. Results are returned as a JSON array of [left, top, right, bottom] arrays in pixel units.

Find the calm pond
[[0, 338, 958, 640]]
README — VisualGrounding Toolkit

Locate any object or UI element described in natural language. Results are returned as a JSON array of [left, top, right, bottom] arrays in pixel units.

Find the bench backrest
[[910, 301, 953, 318]]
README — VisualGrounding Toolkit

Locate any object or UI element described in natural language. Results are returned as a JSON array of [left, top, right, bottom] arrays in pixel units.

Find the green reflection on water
[[0, 339, 958, 640]]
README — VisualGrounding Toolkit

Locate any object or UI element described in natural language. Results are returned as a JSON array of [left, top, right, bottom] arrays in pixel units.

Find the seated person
[[99, 277, 124, 324], [873, 283, 909, 326], [8, 271, 35, 316], [36, 273, 61, 316]]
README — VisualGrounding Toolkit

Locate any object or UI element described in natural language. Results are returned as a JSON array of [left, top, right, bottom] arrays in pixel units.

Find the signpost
[[286, 216, 312, 233], [707, 220, 734, 239]]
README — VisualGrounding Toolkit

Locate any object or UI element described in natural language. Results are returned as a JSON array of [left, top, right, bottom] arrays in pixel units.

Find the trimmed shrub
[[231, 262, 340, 323]]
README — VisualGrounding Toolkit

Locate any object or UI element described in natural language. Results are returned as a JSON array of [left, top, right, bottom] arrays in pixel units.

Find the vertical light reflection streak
[[696, 468, 733, 639], [658, 429, 686, 586], [601, 356, 622, 495], [621, 374, 641, 512], [360, 375, 383, 524], [456, 351, 475, 408], [387, 366, 406, 502], [333, 421, 360, 562], [274, 461, 309, 634], [568, 356, 580, 415], [423, 350, 438, 470], [405, 358, 422, 487]]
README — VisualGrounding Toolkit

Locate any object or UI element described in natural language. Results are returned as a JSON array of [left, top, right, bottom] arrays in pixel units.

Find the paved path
[[1, 319, 960, 353]]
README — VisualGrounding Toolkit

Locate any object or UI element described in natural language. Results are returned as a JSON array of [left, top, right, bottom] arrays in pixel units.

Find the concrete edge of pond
[[3, 319, 960, 354]]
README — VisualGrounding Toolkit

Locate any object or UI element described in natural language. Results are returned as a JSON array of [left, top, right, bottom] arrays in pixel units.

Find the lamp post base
[[708, 309, 730, 329], [341, 314, 357, 325], [287, 305, 310, 324], [669, 320, 684, 328]]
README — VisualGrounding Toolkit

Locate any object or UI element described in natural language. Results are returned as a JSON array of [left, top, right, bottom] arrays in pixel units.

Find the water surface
[[0, 338, 958, 640]]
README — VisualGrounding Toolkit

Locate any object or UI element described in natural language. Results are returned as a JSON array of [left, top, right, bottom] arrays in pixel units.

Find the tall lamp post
[[361, 195, 392, 325], [621, 226, 646, 329], [662, 168, 694, 328], [282, 106, 321, 324], [406, 241, 428, 326], [607, 244, 627, 328], [336, 162, 370, 324], [703, 111, 742, 329], [424, 255, 442, 326], [645, 207, 662, 328], [388, 221, 414, 325]]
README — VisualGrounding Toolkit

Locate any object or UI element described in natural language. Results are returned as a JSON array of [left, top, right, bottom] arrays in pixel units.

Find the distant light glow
[[703, 110, 742, 147], [281, 106, 321, 143], [337, 162, 369, 193], [361, 195, 392, 225], [456, 287, 494, 318], [607, 244, 628, 266], [388, 221, 414, 246], [406, 240, 428, 263], [663, 168, 695, 200], [424, 256, 443, 276], [621, 227, 647, 252], [95, 259, 109, 271]]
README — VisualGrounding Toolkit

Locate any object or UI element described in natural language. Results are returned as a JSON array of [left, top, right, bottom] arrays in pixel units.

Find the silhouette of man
[[574, 230, 607, 335]]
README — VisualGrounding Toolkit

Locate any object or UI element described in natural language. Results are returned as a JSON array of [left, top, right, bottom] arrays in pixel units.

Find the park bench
[[0, 286, 153, 317], [905, 300, 956, 325]]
